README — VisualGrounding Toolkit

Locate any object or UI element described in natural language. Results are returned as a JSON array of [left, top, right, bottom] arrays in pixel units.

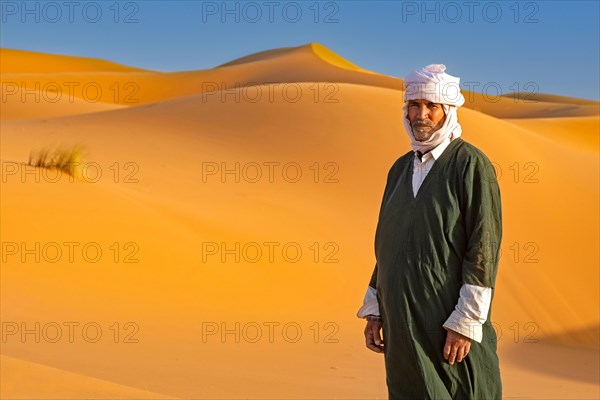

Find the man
[[357, 64, 502, 399]]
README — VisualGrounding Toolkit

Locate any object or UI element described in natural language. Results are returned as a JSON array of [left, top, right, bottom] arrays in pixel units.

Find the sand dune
[[505, 116, 600, 153], [502, 92, 600, 106], [218, 43, 371, 73], [1, 45, 599, 398], [3, 43, 597, 121], [0, 355, 176, 399], [0, 48, 149, 73], [0, 86, 126, 120], [466, 95, 600, 118], [2, 82, 597, 338], [0, 43, 403, 118]]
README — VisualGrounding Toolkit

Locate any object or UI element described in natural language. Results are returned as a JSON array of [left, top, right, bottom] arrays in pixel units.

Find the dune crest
[[2, 44, 598, 120], [217, 43, 371, 73], [0, 48, 148, 73]]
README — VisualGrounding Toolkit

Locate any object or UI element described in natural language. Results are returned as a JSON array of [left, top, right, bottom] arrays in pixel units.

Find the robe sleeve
[[459, 154, 502, 288], [356, 281, 380, 318], [443, 284, 492, 342]]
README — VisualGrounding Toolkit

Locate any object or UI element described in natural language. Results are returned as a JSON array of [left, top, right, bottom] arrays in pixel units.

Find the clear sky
[[1, 0, 599, 100]]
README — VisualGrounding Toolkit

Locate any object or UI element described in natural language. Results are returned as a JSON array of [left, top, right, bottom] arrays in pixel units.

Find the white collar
[[415, 135, 453, 162]]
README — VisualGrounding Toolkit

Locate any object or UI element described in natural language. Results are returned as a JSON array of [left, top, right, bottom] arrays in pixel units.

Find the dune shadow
[[501, 324, 599, 384]]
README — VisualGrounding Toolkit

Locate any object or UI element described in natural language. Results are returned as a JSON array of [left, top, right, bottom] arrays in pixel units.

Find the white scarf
[[402, 64, 465, 153], [402, 103, 462, 153]]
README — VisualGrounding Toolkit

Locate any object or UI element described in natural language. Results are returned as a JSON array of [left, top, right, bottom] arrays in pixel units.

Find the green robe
[[369, 137, 502, 399]]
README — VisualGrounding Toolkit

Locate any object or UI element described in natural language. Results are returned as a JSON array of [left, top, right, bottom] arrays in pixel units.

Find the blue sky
[[1, 0, 599, 100]]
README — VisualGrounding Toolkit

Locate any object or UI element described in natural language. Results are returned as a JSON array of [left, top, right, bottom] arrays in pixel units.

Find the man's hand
[[443, 328, 471, 365], [364, 320, 384, 353]]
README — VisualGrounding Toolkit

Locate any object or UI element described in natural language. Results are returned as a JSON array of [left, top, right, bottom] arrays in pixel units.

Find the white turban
[[402, 64, 465, 153]]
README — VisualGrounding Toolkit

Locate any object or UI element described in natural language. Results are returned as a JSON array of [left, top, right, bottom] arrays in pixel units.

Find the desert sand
[[1, 43, 598, 399]]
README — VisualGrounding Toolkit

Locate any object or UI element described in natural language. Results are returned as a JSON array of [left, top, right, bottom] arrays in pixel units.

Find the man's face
[[407, 99, 446, 141]]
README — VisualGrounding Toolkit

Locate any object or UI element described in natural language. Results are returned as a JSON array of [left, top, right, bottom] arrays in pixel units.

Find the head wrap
[[402, 64, 465, 153]]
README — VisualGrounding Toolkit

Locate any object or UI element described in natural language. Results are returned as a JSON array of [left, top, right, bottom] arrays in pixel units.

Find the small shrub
[[28, 144, 88, 180]]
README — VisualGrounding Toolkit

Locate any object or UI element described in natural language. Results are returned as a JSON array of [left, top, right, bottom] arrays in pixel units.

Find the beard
[[411, 119, 444, 141]]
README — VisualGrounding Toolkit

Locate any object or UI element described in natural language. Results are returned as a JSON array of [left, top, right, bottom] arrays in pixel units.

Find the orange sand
[[1, 43, 598, 399]]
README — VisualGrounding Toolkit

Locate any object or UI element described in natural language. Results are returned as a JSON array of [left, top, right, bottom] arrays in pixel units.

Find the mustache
[[412, 119, 434, 128]]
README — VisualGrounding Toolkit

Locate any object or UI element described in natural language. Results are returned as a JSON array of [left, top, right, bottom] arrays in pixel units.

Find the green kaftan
[[369, 137, 502, 399]]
